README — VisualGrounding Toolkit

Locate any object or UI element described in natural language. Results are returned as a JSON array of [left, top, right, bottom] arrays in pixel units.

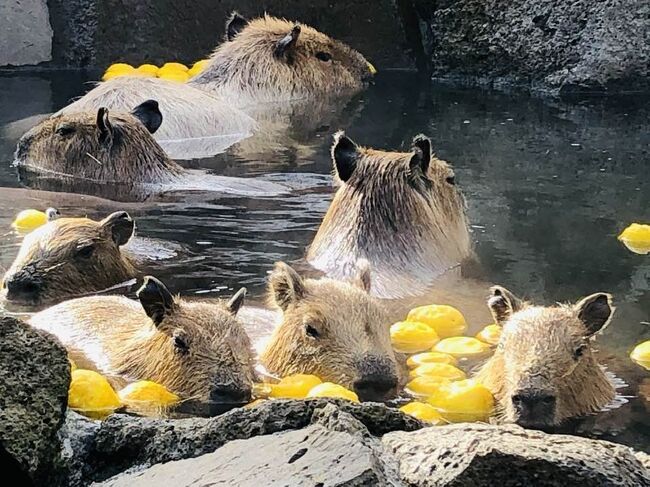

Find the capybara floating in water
[[260, 260, 403, 402], [307, 132, 471, 299], [29, 276, 256, 403], [475, 286, 617, 429], [2, 211, 135, 306]]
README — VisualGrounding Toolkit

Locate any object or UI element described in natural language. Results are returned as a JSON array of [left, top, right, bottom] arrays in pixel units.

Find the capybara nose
[[353, 374, 398, 402], [209, 384, 251, 404], [16, 134, 33, 159], [512, 391, 556, 429], [4, 273, 41, 301]]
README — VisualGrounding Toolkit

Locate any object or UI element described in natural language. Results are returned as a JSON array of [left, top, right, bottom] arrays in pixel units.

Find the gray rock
[[0, 316, 71, 483], [60, 398, 422, 485], [415, 0, 650, 94], [383, 423, 650, 486], [0, 0, 52, 66], [97, 406, 401, 487]]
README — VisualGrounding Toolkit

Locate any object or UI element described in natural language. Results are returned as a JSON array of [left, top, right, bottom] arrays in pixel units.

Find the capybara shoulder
[[260, 260, 402, 401], [475, 286, 616, 428], [16, 100, 182, 183], [2, 211, 136, 306], [307, 132, 470, 298], [29, 277, 255, 402]]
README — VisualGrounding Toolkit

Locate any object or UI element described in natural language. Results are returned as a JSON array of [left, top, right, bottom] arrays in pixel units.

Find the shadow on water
[[0, 71, 648, 450]]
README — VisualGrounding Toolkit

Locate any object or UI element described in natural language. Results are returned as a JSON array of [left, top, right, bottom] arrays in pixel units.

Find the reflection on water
[[0, 71, 648, 451]]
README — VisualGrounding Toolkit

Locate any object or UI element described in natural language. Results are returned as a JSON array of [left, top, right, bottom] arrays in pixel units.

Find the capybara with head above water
[[475, 286, 617, 429], [190, 13, 374, 102], [16, 100, 183, 184], [2, 211, 136, 306], [29, 276, 256, 402], [307, 132, 471, 299], [260, 261, 403, 401]]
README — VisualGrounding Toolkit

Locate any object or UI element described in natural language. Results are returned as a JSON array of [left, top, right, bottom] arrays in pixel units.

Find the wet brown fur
[[29, 287, 255, 400], [475, 286, 617, 427], [2, 212, 136, 305]]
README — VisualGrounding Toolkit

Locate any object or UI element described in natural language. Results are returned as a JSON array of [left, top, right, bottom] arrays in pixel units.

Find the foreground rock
[[58, 399, 422, 485], [383, 423, 650, 486], [0, 316, 70, 484], [416, 0, 649, 95]]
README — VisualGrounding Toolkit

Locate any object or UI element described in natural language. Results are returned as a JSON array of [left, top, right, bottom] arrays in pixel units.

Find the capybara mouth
[[514, 416, 557, 432]]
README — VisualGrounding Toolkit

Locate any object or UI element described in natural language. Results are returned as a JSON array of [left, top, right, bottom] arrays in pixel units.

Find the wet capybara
[[29, 276, 256, 402], [475, 286, 617, 429], [260, 260, 403, 401], [2, 211, 136, 306], [307, 132, 471, 299], [16, 101, 183, 184]]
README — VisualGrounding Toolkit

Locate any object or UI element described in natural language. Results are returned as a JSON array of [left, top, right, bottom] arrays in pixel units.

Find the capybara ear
[[274, 24, 301, 59], [409, 134, 431, 176], [227, 287, 247, 315], [353, 259, 372, 293], [137, 276, 176, 326], [487, 285, 522, 325], [96, 107, 113, 144], [575, 293, 614, 337], [45, 207, 60, 221], [100, 211, 134, 246], [131, 100, 163, 134], [331, 130, 360, 182], [269, 262, 305, 311], [226, 11, 249, 41]]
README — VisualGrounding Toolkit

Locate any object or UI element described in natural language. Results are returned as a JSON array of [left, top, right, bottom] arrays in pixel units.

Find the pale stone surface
[[0, 0, 53, 66]]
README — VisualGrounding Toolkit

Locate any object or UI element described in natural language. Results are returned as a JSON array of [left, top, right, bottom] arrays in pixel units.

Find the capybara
[[16, 101, 183, 184], [260, 260, 402, 401], [2, 211, 136, 306], [475, 286, 617, 429], [307, 132, 471, 299], [29, 276, 256, 402]]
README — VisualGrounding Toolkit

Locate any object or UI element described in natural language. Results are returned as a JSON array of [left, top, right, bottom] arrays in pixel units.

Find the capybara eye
[[573, 344, 587, 360], [305, 324, 320, 339], [173, 335, 190, 354], [55, 124, 75, 137], [445, 175, 456, 185], [75, 244, 95, 259], [315, 51, 332, 62]]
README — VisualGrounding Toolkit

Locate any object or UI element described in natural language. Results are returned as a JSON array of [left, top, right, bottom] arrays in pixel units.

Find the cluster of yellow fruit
[[67, 359, 179, 419], [101, 59, 210, 83], [618, 223, 650, 255], [252, 374, 359, 403], [390, 304, 497, 424], [631, 341, 650, 370]]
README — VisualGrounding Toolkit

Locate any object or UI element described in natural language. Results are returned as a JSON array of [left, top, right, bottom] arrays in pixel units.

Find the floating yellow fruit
[[136, 64, 159, 76], [68, 369, 121, 417], [12, 209, 48, 231], [307, 382, 359, 402], [409, 362, 466, 381], [407, 305, 467, 338], [406, 351, 457, 368], [390, 321, 439, 353], [618, 223, 650, 255], [433, 336, 492, 358], [405, 376, 451, 397], [118, 380, 179, 406], [630, 341, 650, 370], [102, 70, 146, 81], [367, 62, 377, 75], [399, 401, 444, 424], [428, 379, 494, 423], [158, 70, 189, 83], [106, 63, 134, 73], [161, 62, 189, 72], [269, 374, 323, 399], [188, 59, 210, 77], [475, 324, 502, 346], [252, 382, 273, 398]]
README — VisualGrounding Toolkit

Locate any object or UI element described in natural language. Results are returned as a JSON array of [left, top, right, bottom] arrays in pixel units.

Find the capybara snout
[[353, 355, 399, 402]]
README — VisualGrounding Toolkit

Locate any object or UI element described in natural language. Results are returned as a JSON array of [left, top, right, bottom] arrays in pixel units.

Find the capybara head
[[260, 261, 401, 401], [15, 100, 181, 183], [307, 132, 471, 298], [2, 211, 136, 305], [129, 276, 256, 402], [190, 13, 374, 101], [475, 286, 617, 429]]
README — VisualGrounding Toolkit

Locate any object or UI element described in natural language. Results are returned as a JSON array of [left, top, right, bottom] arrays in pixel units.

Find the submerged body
[[29, 277, 255, 402]]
